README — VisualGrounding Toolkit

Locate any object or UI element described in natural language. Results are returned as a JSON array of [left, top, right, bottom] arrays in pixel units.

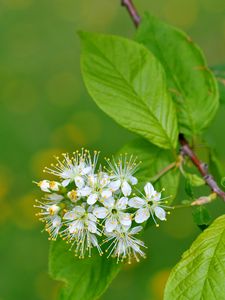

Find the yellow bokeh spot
[[2, 79, 37, 114], [46, 72, 81, 107], [31, 148, 64, 179], [149, 269, 171, 300], [163, 0, 199, 29], [51, 124, 87, 149]]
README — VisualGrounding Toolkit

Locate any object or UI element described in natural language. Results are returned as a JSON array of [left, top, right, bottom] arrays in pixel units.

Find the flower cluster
[[34, 150, 169, 263]]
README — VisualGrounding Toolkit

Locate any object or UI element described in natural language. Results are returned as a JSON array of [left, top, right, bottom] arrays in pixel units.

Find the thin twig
[[121, 0, 225, 203], [179, 134, 225, 202], [121, 0, 141, 27], [150, 161, 176, 183]]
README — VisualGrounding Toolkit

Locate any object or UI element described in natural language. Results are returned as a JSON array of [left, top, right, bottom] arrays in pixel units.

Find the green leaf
[[136, 13, 219, 136], [164, 214, 225, 300], [79, 31, 178, 150], [119, 138, 180, 203], [49, 239, 121, 300], [186, 173, 205, 187], [211, 65, 225, 104], [192, 206, 211, 226]]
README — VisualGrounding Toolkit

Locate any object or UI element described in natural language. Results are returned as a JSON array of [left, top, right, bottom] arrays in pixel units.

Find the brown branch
[[121, 0, 141, 27], [179, 134, 225, 202], [121, 0, 225, 203]]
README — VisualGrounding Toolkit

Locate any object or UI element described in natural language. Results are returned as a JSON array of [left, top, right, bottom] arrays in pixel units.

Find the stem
[[121, 1, 225, 203], [121, 0, 141, 27], [179, 134, 225, 202], [150, 162, 176, 183]]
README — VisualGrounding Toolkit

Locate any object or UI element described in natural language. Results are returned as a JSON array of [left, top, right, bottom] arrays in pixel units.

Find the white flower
[[44, 150, 95, 188], [38, 180, 50, 192], [46, 193, 64, 201], [35, 149, 164, 263], [85, 172, 112, 205], [129, 182, 167, 225], [106, 155, 139, 196], [34, 200, 62, 240], [93, 197, 132, 232], [62, 206, 102, 258], [104, 225, 146, 263], [37, 180, 62, 192]]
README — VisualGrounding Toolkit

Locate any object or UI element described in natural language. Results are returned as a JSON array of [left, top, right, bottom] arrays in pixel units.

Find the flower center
[[111, 208, 117, 214]]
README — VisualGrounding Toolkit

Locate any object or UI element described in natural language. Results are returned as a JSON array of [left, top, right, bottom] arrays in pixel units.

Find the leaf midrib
[[83, 36, 175, 149], [148, 23, 196, 134]]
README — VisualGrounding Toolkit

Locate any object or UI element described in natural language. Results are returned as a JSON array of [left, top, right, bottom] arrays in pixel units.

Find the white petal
[[129, 176, 138, 185], [119, 213, 132, 227], [90, 234, 99, 246], [88, 174, 96, 186], [109, 180, 121, 191], [47, 193, 64, 201], [116, 197, 128, 210], [77, 186, 92, 197], [62, 179, 71, 187], [87, 213, 97, 223], [69, 220, 83, 233], [99, 173, 110, 187], [48, 204, 60, 215], [154, 206, 166, 220], [52, 215, 61, 227], [81, 166, 92, 175], [153, 192, 161, 201], [144, 182, 155, 198], [101, 189, 112, 199], [102, 197, 115, 208], [105, 217, 118, 232], [135, 208, 150, 224], [87, 193, 98, 205], [93, 207, 108, 219], [128, 197, 145, 208], [74, 206, 85, 216], [75, 176, 85, 188], [87, 220, 97, 233], [64, 210, 76, 220], [38, 180, 50, 192], [130, 226, 143, 235], [121, 181, 132, 196]]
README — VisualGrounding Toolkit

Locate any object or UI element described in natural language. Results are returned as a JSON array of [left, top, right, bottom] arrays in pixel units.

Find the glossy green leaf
[[136, 13, 219, 136], [79, 31, 178, 149], [164, 214, 225, 300], [49, 239, 121, 300], [119, 138, 180, 203], [211, 65, 225, 104]]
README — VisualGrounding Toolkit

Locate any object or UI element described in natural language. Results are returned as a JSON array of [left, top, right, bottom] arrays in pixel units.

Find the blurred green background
[[0, 0, 225, 299]]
